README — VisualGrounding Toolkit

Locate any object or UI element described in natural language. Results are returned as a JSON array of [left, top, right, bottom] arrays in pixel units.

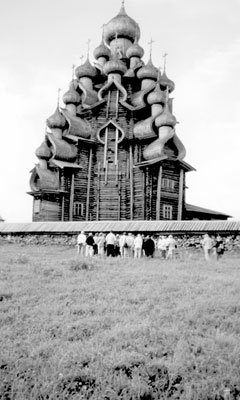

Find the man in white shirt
[[201, 233, 214, 261], [166, 235, 177, 259], [77, 231, 86, 256], [134, 234, 143, 258], [157, 236, 168, 259], [119, 232, 128, 257], [105, 231, 116, 257]]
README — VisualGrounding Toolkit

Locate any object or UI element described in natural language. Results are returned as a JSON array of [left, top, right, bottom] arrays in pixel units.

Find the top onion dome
[[62, 81, 81, 105], [147, 84, 166, 105], [126, 41, 144, 59], [155, 104, 177, 128], [93, 40, 111, 60], [137, 58, 158, 80], [103, 56, 127, 75], [160, 70, 175, 93], [75, 58, 97, 79], [46, 107, 66, 129], [103, 4, 140, 45], [35, 141, 51, 160]]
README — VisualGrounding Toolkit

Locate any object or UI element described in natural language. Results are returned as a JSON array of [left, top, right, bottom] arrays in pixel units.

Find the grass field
[[0, 243, 240, 400]]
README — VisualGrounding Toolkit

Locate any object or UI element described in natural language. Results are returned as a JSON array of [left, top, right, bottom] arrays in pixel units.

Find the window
[[33, 199, 41, 214], [162, 178, 175, 190], [73, 202, 84, 217], [163, 204, 173, 220]]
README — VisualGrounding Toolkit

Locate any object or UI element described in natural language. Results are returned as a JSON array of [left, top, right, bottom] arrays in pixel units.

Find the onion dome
[[126, 42, 144, 59], [103, 56, 127, 75], [46, 107, 66, 129], [137, 58, 158, 80], [35, 141, 51, 160], [155, 104, 177, 128], [93, 40, 111, 60], [75, 58, 97, 79], [62, 81, 81, 105], [147, 84, 166, 105], [103, 3, 140, 45], [160, 71, 175, 93]]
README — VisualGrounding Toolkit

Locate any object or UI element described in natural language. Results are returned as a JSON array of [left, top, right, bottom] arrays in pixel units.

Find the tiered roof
[[30, 3, 185, 193]]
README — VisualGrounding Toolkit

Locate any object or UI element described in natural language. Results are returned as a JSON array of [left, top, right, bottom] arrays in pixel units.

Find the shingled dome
[[137, 58, 158, 80], [160, 70, 175, 93], [62, 81, 81, 105], [104, 4, 140, 45], [126, 41, 144, 59], [93, 40, 111, 60], [75, 58, 97, 79], [103, 57, 128, 75], [46, 107, 66, 129]]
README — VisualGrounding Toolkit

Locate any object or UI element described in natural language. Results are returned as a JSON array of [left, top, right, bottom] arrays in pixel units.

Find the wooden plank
[[156, 165, 162, 220], [69, 173, 74, 221], [86, 147, 93, 221], [178, 168, 184, 220]]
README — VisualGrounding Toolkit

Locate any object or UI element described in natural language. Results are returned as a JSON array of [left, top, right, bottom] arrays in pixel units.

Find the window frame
[[73, 201, 84, 217], [163, 204, 173, 220]]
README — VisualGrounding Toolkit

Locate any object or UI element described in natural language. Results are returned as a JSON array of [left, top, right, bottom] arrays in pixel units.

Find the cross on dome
[[57, 88, 61, 106], [148, 38, 154, 59], [163, 52, 168, 72], [79, 55, 84, 65], [86, 39, 91, 57], [72, 64, 75, 80]]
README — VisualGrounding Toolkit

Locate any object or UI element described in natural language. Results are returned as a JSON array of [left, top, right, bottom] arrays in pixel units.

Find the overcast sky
[[0, 0, 240, 221]]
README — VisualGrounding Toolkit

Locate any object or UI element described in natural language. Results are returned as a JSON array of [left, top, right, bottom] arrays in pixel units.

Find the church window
[[163, 204, 173, 219], [33, 199, 41, 214], [162, 178, 175, 190], [73, 202, 84, 217]]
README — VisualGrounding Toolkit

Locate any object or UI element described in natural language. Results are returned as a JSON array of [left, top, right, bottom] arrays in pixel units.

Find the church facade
[[29, 4, 228, 222]]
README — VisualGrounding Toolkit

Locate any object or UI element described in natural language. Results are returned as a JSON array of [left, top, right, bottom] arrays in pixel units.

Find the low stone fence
[[1, 233, 240, 254]]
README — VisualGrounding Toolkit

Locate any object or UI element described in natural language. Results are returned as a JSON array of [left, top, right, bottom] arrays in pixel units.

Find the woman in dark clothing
[[143, 236, 155, 257], [215, 235, 225, 260]]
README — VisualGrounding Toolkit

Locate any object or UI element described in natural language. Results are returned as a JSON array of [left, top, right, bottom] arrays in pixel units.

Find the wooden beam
[[129, 145, 134, 220], [156, 165, 163, 220], [178, 168, 184, 220], [69, 173, 74, 221], [86, 147, 93, 221], [96, 161, 100, 221]]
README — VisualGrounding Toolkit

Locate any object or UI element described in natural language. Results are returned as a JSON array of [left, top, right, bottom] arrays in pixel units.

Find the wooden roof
[[0, 220, 239, 234], [185, 204, 231, 218]]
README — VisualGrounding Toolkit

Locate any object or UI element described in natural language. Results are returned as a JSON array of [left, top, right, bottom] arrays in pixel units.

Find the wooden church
[[29, 3, 229, 222]]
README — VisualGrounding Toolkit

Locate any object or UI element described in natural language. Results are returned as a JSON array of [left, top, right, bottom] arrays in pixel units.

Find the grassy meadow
[[0, 243, 240, 399]]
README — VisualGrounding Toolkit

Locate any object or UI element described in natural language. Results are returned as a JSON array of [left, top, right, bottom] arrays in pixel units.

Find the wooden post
[[178, 169, 184, 220], [60, 172, 65, 221], [96, 162, 100, 220], [129, 145, 134, 220], [156, 165, 163, 220], [86, 147, 93, 221], [69, 173, 74, 221], [118, 172, 121, 220]]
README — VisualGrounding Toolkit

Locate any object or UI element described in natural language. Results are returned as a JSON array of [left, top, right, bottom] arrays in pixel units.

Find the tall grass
[[0, 244, 240, 399]]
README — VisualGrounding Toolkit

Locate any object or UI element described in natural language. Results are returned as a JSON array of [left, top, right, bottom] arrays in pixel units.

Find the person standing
[[126, 233, 135, 257], [201, 233, 214, 261], [85, 233, 94, 257], [119, 232, 128, 257], [143, 235, 155, 257], [77, 231, 86, 256], [166, 235, 177, 259], [97, 232, 106, 257], [215, 234, 225, 260], [105, 231, 116, 257], [134, 234, 143, 258], [157, 235, 168, 259]]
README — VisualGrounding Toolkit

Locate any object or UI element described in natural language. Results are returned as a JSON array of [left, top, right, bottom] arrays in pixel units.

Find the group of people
[[201, 233, 225, 260], [77, 231, 178, 259]]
